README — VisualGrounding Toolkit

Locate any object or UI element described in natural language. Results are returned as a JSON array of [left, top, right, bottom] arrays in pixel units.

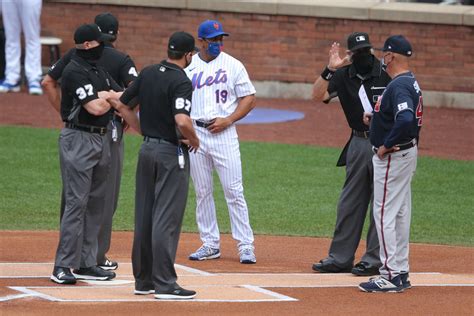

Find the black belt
[[195, 120, 212, 128], [352, 130, 370, 139], [65, 123, 107, 135], [143, 136, 175, 145], [372, 139, 417, 154]]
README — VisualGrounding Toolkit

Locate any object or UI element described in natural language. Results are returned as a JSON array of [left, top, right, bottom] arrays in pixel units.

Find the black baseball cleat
[[98, 258, 118, 271], [154, 286, 196, 300], [50, 266, 77, 284], [73, 266, 116, 280], [312, 259, 352, 273], [351, 261, 380, 276]]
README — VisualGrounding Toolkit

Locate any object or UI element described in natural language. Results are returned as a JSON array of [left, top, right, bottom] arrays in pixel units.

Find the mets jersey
[[184, 52, 256, 121]]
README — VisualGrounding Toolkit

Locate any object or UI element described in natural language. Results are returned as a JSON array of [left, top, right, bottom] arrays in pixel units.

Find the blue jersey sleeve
[[383, 84, 416, 148]]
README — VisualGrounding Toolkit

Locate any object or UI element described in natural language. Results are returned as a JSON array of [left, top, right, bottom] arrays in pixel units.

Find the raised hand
[[328, 42, 351, 71]]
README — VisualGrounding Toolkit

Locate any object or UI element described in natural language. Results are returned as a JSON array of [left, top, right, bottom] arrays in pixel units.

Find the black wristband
[[321, 66, 335, 81]]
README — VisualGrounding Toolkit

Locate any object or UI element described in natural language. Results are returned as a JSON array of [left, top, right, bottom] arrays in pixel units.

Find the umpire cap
[[381, 35, 413, 57], [74, 23, 114, 44], [347, 32, 372, 52], [168, 31, 198, 53], [95, 12, 119, 37]]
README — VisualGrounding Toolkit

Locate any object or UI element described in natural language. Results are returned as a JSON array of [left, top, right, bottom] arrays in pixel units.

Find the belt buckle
[[363, 131, 369, 139]]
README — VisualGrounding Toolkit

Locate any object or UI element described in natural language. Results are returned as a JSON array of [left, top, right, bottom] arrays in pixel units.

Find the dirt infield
[[1, 231, 473, 315], [0, 93, 473, 314]]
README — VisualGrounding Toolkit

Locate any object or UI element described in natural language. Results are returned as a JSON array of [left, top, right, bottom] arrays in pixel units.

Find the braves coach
[[109, 31, 199, 299]]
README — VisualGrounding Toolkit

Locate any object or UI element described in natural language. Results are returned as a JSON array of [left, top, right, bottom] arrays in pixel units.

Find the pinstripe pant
[[190, 124, 254, 250]]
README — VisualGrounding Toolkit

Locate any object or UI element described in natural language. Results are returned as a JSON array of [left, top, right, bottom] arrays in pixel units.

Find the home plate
[[81, 279, 133, 285]]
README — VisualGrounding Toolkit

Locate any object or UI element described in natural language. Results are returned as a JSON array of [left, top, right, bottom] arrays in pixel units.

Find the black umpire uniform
[[313, 32, 391, 275], [51, 24, 121, 284], [117, 32, 198, 299], [48, 12, 138, 269]]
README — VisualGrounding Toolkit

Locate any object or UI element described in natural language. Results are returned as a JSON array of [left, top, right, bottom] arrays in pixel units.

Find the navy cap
[[198, 20, 229, 39], [74, 23, 114, 44], [347, 32, 372, 52], [381, 35, 413, 57], [168, 31, 198, 53], [95, 12, 119, 37]]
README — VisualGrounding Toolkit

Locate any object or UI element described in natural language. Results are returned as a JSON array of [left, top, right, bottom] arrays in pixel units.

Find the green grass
[[0, 126, 472, 246]]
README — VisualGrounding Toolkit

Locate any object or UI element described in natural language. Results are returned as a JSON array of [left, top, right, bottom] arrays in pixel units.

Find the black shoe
[[154, 286, 196, 300], [351, 261, 380, 276], [73, 266, 116, 280], [400, 272, 412, 289], [98, 258, 118, 271], [50, 266, 77, 284], [312, 259, 352, 273], [134, 289, 155, 295]]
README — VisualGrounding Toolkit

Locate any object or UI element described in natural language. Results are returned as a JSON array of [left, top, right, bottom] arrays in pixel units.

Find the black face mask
[[352, 51, 374, 75], [76, 43, 104, 63]]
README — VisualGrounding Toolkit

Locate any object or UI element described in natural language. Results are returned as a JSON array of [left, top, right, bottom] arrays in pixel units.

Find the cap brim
[[98, 33, 115, 43], [350, 43, 372, 52], [202, 31, 229, 39]]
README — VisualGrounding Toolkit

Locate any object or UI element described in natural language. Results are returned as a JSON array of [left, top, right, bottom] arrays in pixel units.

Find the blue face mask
[[207, 42, 222, 57]]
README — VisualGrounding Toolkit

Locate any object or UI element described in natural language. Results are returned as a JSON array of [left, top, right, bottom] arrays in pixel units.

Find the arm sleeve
[[63, 70, 99, 106], [171, 79, 193, 116], [48, 48, 74, 80], [234, 64, 256, 98], [120, 73, 142, 108], [119, 55, 138, 87], [384, 87, 415, 148]]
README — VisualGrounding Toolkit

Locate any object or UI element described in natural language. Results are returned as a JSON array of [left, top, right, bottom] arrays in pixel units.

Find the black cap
[[347, 32, 372, 52], [74, 23, 114, 44], [381, 35, 413, 57], [168, 31, 197, 53], [95, 13, 119, 37]]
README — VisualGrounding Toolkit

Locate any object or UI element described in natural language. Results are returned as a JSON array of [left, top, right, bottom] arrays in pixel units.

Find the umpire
[[311, 32, 391, 276], [50, 23, 121, 284], [109, 31, 199, 299], [42, 12, 138, 271]]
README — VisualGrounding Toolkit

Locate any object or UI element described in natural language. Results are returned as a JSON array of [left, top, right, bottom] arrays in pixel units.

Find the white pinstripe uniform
[[1, 0, 42, 85], [185, 51, 255, 251]]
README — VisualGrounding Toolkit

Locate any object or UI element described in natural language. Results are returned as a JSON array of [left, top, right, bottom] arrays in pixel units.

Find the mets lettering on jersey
[[185, 52, 256, 121]]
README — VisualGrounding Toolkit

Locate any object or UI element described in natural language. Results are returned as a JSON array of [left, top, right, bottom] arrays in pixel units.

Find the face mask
[[352, 51, 373, 75], [381, 54, 392, 69], [76, 42, 104, 62], [207, 42, 222, 57]]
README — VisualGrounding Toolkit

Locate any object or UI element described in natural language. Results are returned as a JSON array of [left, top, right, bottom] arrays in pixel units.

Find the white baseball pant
[[1, 0, 42, 84], [190, 124, 254, 250]]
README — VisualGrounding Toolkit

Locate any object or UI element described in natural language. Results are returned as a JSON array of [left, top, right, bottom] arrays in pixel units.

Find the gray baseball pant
[[54, 128, 111, 269], [132, 140, 190, 292], [373, 146, 417, 280], [327, 136, 381, 268]]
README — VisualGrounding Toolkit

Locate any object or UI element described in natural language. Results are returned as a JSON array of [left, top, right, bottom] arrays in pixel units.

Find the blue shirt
[[370, 71, 423, 148]]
